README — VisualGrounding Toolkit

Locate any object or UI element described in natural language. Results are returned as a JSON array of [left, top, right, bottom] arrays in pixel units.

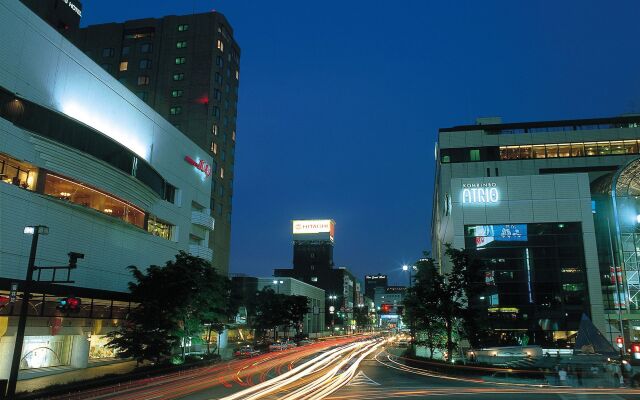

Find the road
[[52, 336, 363, 400], [328, 346, 640, 400], [48, 339, 640, 399]]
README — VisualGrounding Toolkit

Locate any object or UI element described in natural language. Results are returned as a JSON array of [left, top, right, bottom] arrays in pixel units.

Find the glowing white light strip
[[60, 101, 151, 161]]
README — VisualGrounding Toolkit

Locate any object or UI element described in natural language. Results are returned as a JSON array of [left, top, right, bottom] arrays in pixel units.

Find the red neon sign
[[184, 156, 212, 177]]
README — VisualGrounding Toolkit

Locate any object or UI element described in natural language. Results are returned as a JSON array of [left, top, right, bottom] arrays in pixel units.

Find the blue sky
[[81, 1, 640, 285]]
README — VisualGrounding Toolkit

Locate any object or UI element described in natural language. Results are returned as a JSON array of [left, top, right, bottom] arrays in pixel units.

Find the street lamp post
[[328, 295, 337, 335], [6, 226, 48, 400], [272, 280, 284, 340]]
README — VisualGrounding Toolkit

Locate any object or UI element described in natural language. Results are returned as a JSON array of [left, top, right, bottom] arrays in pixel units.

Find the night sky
[[81, 1, 640, 285]]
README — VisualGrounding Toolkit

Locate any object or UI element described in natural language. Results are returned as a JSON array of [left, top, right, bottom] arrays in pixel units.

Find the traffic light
[[616, 336, 624, 349], [57, 296, 81, 312], [68, 252, 84, 268]]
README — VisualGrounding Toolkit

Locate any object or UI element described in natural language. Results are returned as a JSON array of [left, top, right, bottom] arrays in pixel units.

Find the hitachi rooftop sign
[[292, 219, 336, 241], [461, 182, 499, 204]]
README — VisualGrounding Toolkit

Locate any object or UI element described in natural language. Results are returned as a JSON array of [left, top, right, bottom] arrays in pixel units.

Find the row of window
[[0, 153, 174, 238], [499, 140, 640, 160], [441, 140, 640, 163], [102, 43, 153, 58]]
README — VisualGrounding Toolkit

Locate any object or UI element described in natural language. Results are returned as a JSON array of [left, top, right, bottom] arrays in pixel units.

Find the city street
[[49, 336, 363, 400], [41, 340, 640, 399]]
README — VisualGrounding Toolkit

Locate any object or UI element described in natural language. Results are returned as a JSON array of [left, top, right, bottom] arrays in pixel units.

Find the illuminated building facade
[[432, 116, 640, 347], [0, 1, 214, 379], [70, 10, 240, 275]]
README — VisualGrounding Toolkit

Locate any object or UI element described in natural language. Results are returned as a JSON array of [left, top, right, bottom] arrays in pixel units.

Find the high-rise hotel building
[[71, 12, 240, 275], [432, 116, 640, 348]]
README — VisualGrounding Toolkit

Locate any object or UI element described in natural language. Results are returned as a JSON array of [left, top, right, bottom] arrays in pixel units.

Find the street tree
[[107, 251, 230, 364], [403, 247, 486, 361]]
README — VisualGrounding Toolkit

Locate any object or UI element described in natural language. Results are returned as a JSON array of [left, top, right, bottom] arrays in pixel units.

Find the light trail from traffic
[[218, 338, 387, 400]]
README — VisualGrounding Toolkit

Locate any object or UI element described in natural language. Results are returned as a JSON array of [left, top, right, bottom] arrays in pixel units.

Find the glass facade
[[464, 222, 590, 347], [43, 173, 145, 228]]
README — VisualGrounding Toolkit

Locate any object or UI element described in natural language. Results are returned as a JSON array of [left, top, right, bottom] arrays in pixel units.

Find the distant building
[[257, 278, 325, 336], [274, 219, 361, 332], [20, 0, 82, 32], [365, 274, 388, 300], [70, 10, 240, 275]]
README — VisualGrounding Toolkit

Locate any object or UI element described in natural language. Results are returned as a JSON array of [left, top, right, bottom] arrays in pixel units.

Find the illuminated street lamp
[[272, 279, 284, 294], [402, 264, 417, 287]]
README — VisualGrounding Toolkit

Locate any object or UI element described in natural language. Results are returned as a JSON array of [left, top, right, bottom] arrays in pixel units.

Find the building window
[[176, 40, 187, 49], [221, 150, 226, 161], [177, 24, 189, 32], [119, 61, 128, 71], [212, 106, 220, 118], [140, 43, 153, 53], [212, 124, 219, 135], [171, 89, 183, 98], [43, 173, 145, 228], [175, 57, 186, 65], [101, 64, 111, 72], [216, 56, 223, 67], [211, 142, 218, 154], [0, 153, 38, 190], [139, 59, 152, 70], [121, 46, 130, 56], [215, 72, 222, 85], [173, 73, 184, 81], [170, 106, 182, 115], [220, 167, 224, 179], [137, 76, 150, 85], [235, 70, 239, 80], [223, 116, 228, 126], [101, 48, 114, 57], [218, 185, 224, 197], [232, 130, 236, 141], [470, 149, 480, 161], [136, 92, 147, 101], [213, 89, 221, 101], [217, 39, 224, 52], [147, 215, 173, 240]]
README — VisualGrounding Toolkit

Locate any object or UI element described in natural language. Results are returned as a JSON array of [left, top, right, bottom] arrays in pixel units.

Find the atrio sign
[[461, 182, 499, 204]]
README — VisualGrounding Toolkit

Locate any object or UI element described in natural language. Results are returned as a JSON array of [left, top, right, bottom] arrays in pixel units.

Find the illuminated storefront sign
[[184, 156, 212, 177], [470, 224, 528, 247], [461, 182, 499, 204]]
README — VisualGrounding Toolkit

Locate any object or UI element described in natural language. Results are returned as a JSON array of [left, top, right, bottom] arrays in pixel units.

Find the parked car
[[234, 345, 260, 358], [269, 342, 288, 352]]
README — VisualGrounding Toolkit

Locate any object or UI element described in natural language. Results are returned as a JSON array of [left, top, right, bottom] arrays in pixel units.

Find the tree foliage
[[403, 246, 487, 361], [252, 288, 310, 340], [107, 251, 230, 364]]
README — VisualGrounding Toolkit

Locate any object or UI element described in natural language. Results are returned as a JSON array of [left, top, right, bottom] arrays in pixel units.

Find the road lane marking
[[347, 371, 380, 386]]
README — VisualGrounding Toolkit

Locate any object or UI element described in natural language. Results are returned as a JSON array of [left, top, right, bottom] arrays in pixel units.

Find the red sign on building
[[184, 156, 212, 177]]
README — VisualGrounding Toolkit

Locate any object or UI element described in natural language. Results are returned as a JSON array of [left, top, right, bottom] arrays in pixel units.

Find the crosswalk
[[347, 371, 380, 386]]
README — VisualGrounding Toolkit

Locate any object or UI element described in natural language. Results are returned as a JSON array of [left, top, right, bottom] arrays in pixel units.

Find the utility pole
[[6, 226, 46, 400]]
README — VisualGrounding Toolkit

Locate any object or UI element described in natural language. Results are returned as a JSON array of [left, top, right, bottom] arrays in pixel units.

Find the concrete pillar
[[0, 336, 16, 379], [218, 329, 228, 349], [70, 335, 89, 369]]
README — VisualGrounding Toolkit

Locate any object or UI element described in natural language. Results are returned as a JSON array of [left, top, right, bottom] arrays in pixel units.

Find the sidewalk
[[17, 360, 137, 394]]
